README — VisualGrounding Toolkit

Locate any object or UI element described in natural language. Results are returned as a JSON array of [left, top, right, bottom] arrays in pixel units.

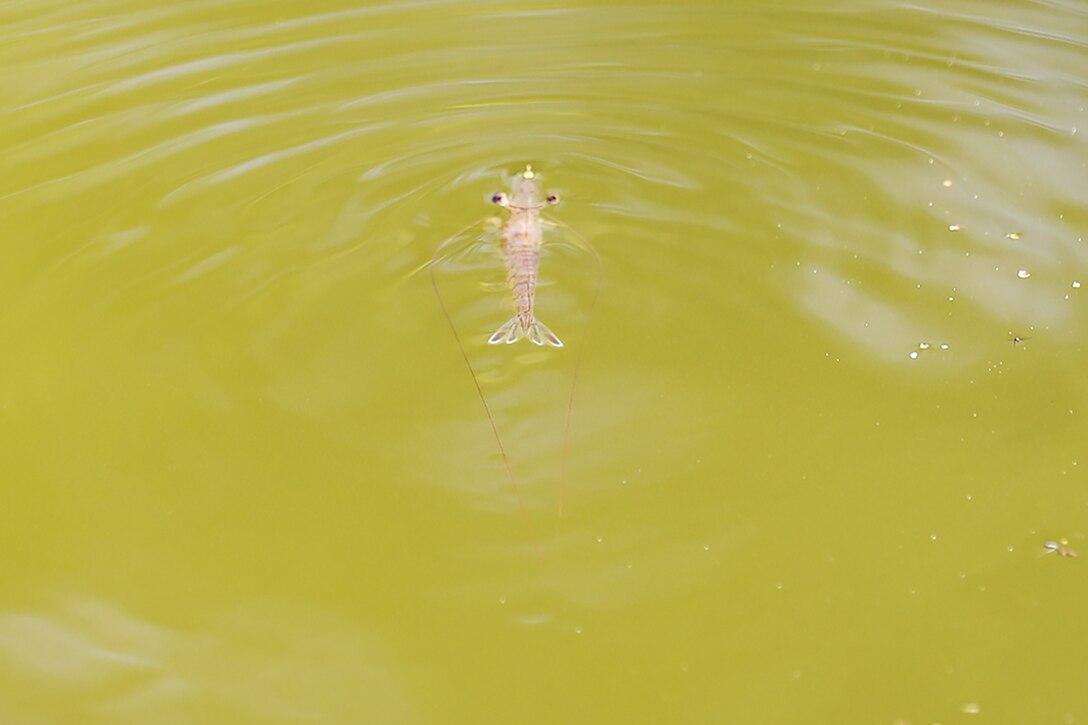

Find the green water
[[2, 0, 1086, 722]]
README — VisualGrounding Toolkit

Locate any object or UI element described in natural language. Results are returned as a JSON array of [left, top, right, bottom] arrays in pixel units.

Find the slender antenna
[[553, 220, 604, 517], [430, 241, 536, 541]]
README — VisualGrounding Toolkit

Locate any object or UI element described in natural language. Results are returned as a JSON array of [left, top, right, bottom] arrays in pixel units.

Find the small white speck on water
[[942, 179, 953, 187], [703, 544, 710, 551], [963, 703, 981, 715], [930, 533, 938, 541], [1073, 281, 1082, 289], [909, 351, 919, 359], [596, 536, 603, 544], [1017, 269, 1031, 279], [574, 626, 583, 635], [499, 596, 506, 605], [1006, 545, 1015, 553], [940, 343, 949, 350], [775, 582, 784, 590], [949, 224, 962, 231], [965, 494, 972, 501], [948, 296, 955, 302], [919, 342, 930, 350]]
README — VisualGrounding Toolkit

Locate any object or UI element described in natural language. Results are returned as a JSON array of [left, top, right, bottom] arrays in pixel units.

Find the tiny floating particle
[[948, 224, 962, 231], [1006, 232, 1021, 240], [942, 179, 953, 187], [909, 351, 919, 360], [918, 342, 930, 350], [962, 702, 981, 715], [940, 343, 949, 350], [1017, 269, 1031, 279], [1073, 281, 1082, 289]]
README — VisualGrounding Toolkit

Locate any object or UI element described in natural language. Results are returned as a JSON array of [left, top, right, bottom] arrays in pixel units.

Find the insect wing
[[536, 218, 602, 350], [430, 218, 506, 348]]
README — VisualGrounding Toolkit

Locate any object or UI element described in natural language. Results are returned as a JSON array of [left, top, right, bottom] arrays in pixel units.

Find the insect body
[[488, 166, 562, 346], [1044, 538, 1078, 558]]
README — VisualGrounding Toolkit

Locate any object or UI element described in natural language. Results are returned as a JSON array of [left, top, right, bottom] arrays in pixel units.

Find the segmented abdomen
[[504, 214, 542, 317]]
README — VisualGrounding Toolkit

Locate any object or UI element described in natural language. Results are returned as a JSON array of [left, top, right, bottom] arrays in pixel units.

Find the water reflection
[[3, 0, 1088, 721], [0, 597, 417, 723]]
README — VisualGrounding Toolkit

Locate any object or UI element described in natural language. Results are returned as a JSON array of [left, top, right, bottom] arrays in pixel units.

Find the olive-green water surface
[[2, 0, 1087, 722]]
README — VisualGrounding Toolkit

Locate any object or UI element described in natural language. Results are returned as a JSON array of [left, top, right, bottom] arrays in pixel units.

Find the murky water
[[2, 0, 1086, 722]]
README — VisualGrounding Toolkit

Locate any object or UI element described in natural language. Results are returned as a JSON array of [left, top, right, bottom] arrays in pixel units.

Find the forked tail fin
[[488, 315, 563, 347]]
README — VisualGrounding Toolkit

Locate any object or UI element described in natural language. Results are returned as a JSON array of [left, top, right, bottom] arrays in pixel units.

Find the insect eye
[[546, 194, 560, 204], [491, 192, 507, 205]]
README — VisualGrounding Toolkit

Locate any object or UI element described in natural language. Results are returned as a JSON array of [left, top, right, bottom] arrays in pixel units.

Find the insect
[[1043, 538, 1078, 558], [430, 166, 600, 521], [487, 166, 564, 347], [1009, 334, 1030, 346]]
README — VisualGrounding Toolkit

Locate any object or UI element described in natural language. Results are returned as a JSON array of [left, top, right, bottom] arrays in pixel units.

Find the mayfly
[[430, 165, 600, 520]]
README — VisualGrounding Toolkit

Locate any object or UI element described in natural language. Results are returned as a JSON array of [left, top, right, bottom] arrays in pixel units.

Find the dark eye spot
[[491, 192, 506, 204], [547, 194, 559, 204]]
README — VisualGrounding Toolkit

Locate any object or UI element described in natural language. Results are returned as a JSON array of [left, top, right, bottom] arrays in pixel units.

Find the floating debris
[[948, 224, 962, 232], [1073, 281, 1082, 289], [942, 179, 953, 187], [1006, 232, 1021, 240], [1009, 335, 1029, 346], [910, 342, 951, 359], [1017, 269, 1031, 279]]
